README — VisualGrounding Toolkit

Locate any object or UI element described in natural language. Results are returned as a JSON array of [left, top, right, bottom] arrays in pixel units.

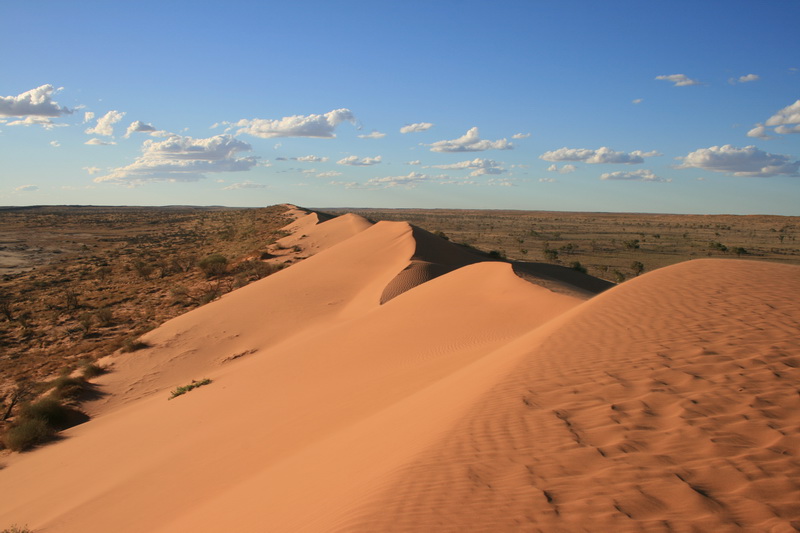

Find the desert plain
[[1, 204, 799, 532]]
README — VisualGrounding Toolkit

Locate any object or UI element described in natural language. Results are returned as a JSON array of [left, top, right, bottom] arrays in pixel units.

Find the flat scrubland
[[325, 208, 800, 281], [0, 205, 292, 426]]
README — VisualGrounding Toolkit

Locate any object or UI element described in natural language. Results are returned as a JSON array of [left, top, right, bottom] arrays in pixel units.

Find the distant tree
[[631, 261, 645, 276], [623, 239, 640, 250], [613, 270, 626, 283], [133, 260, 154, 280], [570, 261, 587, 274]]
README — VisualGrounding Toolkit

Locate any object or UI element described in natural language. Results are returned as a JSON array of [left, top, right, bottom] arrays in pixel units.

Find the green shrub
[[121, 337, 150, 353], [169, 378, 212, 399], [81, 362, 105, 379], [20, 398, 72, 428], [49, 376, 86, 401], [198, 254, 228, 277], [570, 261, 587, 274], [5, 418, 53, 452]]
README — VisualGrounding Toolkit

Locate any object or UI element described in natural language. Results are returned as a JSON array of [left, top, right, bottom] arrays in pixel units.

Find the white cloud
[[730, 73, 760, 84], [6, 116, 66, 129], [775, 124, 800, 134], [539, 177, 557, 183], [235, 108, 355, 138], [429, 127, 512, 153], [83, 111, 95, 123], [512, 132, 531, 139], [83, 166, 102, 175], [316, 170, 342, 178], [294, 155, 328, 162], [746, 124, 772, 140], [366, 171, 432, 188], [765, 100, 800, 128], [94, 134, 257, 185], [428, 158, 505, 176], [406, 160, 421, 165], [540, 146, 660, 164], [600, 169, 669, 182], [337, 155, 382, 166], [632, 98, 644, 104], [0, 85, 72, 118], [656, 74, 702, 86], [85, 138, 116, 146], [546, 163, 577, 174], [125, 120, 157, 138], [50, 140, 61, 147], [678, 145, 799, 177], [85, 110, 125, 137], [358, 131, 386, 139], [329, 180, 362, 189], [223, 181, 267, 190], [15, 185, 39, 192], [400, 122, 434, 133]]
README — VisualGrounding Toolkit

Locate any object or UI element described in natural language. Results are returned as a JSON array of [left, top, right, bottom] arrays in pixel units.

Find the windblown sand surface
[[1, 211, 798, 532]]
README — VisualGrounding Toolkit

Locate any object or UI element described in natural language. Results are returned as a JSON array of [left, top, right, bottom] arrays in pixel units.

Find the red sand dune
[[1, 211, 798, 532]]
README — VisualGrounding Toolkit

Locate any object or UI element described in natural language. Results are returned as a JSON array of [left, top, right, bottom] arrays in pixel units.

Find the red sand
[[1, 210, 798, 532]]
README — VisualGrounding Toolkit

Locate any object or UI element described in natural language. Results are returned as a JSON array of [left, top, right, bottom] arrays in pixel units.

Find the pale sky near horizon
[[1, 0, 799, 215]]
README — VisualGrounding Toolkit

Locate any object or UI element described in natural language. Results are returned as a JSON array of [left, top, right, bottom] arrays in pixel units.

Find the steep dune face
[[342, 259, 800, 532]]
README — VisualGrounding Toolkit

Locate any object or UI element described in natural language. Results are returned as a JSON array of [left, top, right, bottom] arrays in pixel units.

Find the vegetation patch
[[169, 378, 212, 400]]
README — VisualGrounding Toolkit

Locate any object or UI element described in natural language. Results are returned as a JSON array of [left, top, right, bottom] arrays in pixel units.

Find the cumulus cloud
[[600, 169, 669, 182], [540, 147, 660, 164], [546, 163, 577, 174], [15, 185, 39, 192], [366, 171, 432, 189], [0, 85, 72, 118], [223, 181, 267, 190], [358, 131, 386, 139], [747, 124, 772, 140], [656, 74, 702, 86], [125, 120, 158, 138], [235, 108, 355, 138], [6, 116, 66, 129], [50, 141, 61, 147], [83, 166, 102, 175], [94, 134, 257, 185], [765, 100, 800, 128], [512, 132, 531, 139], [85, 110, 125, 137], [428, 158, 505, 176], [406, 160, 421, 165], [294, 155, 328, 163], [539, 177, 557, 183], [632, 98, 644, 104], [729, 74, 760, 84], [400, 122, 434, 133], [337, 155, 382, 166], [678, 145, 799, 177], [83, 111, 95, 123], [429, 127, 512, 153], [316, 170, 342, 178], [85, 138, 116, 146]]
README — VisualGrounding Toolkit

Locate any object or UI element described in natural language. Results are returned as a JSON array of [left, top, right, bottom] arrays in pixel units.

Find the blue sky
[[1, 0, 798, 214]]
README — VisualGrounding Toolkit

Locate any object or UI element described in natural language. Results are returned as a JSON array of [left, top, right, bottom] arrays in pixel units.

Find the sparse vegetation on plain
[[326, 208, 800, 282], [0, 205, 293, 448]]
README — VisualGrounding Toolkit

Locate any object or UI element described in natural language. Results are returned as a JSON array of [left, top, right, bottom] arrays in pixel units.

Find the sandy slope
[[0, 214, 579, 531], [1, 209, 797, 532], [340, 259, 800, 532]]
